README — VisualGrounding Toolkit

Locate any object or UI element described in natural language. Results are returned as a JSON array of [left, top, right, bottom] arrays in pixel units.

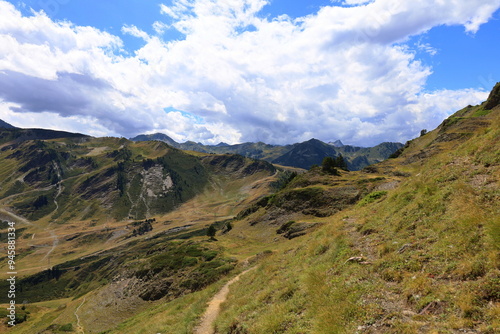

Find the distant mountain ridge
[[130, 134, 403, 170], [0, 119, 16, 129], [0, 127, 89, 144], [0, 118, 402, 170]]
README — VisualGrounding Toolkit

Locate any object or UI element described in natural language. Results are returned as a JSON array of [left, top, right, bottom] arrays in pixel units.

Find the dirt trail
[[74, 297, 86, 334], [52, 161, 63, 213], [42, 229, 59, 261], [194, 267, 255, 334]]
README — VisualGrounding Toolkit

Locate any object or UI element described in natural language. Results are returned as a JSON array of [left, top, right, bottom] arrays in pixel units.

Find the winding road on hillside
[[194, 267, 255, 334]]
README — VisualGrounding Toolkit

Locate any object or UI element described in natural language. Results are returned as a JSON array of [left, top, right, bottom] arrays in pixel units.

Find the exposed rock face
[[484, 82, 500, 110], [141, 165, 173, 198]]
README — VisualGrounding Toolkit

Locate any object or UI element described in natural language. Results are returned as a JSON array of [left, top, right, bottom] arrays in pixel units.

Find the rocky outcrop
[[484, 82, 500, 110]]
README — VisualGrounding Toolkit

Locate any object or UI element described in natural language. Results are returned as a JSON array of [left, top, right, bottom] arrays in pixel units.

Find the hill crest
[[130, 134, 403, 171]]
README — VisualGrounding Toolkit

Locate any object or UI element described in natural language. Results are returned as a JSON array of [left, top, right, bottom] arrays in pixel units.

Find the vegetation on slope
[[0, 131, 278, 333], [1, 84, 498, 333], [209, 92, 499, 333], [92, 95, 498, 332], [0, 134, 278, 224]]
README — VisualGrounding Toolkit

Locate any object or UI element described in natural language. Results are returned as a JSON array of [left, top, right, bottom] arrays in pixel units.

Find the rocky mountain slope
[[0, 133, 275, 223], [206, 83, 500, 333], [0, 83, 498, 333], [111, 82, 497, 333], [0, 120, 16, 129]]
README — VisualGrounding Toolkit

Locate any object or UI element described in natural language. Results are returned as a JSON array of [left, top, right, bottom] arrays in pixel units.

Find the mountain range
[[131, 134, 403, 171], [0, 82, 498, 333]]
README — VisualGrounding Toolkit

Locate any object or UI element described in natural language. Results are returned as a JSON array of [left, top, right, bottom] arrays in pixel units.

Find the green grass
[[472, 107, 493, 117], [107, 279, 227, 334], [205, 107, 500, 333], [357, 190, 387, 206]]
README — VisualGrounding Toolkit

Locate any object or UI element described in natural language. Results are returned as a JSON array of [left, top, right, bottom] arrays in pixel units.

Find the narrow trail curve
[[74, 297, 86, 334], [42, 229, 59, 261], [194, 267, 255, 334]]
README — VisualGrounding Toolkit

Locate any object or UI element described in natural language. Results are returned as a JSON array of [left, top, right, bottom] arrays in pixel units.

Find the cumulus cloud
[[0, 0, 498, 145], [335, 0, 374, 7]]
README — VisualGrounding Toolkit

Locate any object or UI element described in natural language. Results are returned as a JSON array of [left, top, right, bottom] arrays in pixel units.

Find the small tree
[[322, 157, 340, 175], [207, 225, 217, 240], [335, 154, 349, 171]]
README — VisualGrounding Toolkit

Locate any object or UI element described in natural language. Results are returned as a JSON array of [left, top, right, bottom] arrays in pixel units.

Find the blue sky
[[14, 0, 333, 53], [14, 0, 499, 91], [410, 23, 500, 91], [1, 0, 500, 145]]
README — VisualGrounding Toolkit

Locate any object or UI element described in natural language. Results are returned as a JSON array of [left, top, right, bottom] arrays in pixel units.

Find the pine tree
[[335, 154, 348, 171], [321, 157, 340, 175], [207, 225, 217, 240]]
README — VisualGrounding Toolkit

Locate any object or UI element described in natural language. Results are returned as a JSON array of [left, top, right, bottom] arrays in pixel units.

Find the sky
[[0, 0, 499, 146]]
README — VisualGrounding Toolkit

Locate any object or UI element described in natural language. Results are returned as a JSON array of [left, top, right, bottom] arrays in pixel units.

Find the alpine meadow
[[0, 0, 500, 333]]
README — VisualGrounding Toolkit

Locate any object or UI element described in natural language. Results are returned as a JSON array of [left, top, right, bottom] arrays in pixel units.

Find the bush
[[60, 323, 73, 331], [207, 225, 217, 240], [358, 191, 388, 206], [481, 272, 500, 301], [321, 157, 340, 175]]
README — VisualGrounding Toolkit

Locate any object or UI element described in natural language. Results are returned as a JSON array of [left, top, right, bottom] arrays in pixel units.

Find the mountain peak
[[305, 138, 323, 144], [0, 119, 16, 129], [130, 133, 178, 146], [329, 140, 344, 147], [484, 82, 500, 110]]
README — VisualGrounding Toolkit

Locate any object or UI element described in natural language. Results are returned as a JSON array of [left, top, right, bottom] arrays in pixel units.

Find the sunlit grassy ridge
[[1, 85, 498, 333], [0, 131, 280, 332], [208, 101, 499, 333], [56, 98, 498, 334]]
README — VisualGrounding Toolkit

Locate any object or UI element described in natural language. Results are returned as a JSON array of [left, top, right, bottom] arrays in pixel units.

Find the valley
[[0, 83, 498, 333]]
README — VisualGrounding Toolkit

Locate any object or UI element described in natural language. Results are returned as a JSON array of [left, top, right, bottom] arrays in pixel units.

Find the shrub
[[207, 225, 217, 240], [358, 191, 388, 206], [60, 323, 73, 331], [321, 157, 340, 175]]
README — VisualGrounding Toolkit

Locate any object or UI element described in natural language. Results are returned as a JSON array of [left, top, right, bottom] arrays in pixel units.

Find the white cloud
[[415, 40, 438, 56], [339, 0, 374, 6], [152, 21, 170, 35], [0, 0, 498, 146], [122, 25, 151, 41]]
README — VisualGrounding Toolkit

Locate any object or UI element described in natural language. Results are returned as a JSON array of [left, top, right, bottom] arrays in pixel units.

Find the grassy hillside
[[106, 86, 499, 334], [1, 85, 498, 333], [208, 88, 499, 333], [0, 132, 279, 333], [0, 136, 211, 223]]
